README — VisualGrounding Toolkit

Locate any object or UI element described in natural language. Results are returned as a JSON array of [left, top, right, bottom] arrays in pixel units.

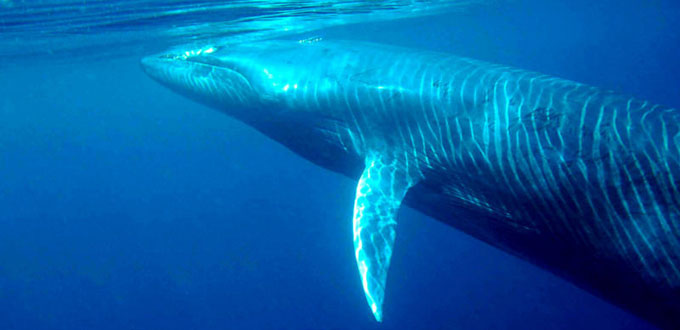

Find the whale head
[[142, 39, 367, 175], [141, 39, 342, 122]]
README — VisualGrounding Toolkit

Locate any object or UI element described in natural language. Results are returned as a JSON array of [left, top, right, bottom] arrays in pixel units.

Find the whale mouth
[[140, 47, 252, 94], [144, 47, 231, 69], [141, 46, 236, 82], [141, 47, 258, 110]]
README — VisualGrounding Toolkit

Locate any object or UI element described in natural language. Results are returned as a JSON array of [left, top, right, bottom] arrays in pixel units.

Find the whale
[[141, 39, 680, 328]]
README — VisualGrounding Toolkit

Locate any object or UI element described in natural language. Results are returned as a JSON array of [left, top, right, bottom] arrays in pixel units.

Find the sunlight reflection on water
[[0, 0, 475, 62]]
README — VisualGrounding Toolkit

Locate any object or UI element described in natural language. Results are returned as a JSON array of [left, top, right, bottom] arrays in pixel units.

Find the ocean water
[[1, 1, 679, 329]]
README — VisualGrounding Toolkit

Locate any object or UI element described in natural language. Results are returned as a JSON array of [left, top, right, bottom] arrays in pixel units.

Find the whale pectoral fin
[[352, 152, 416, 322]]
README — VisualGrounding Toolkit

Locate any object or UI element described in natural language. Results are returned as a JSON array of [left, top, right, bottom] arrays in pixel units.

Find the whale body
[[141, 40, 680, 328]]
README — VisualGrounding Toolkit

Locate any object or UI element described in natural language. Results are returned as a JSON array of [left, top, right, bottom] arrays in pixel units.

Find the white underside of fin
[[352, 152, 415, 322]]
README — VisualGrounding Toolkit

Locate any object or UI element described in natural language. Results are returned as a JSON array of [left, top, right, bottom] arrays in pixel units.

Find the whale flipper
[[352, 152, 417, 322]]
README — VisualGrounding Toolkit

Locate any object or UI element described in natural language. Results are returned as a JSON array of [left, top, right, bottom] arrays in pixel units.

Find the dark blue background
[[1, 0, 678, 328]]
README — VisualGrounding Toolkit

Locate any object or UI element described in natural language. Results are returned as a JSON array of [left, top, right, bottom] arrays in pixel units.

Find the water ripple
[[0, 0, 473, 62]]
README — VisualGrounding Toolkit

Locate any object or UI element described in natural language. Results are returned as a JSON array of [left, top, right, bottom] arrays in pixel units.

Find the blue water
[[1, 1, 679, 329]]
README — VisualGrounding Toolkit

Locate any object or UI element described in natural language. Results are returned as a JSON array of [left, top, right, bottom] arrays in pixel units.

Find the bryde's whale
[[141, 39, 680, 328]]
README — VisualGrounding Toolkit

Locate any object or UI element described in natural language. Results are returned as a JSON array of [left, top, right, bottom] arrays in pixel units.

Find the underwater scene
[[1, 0, 679, 329]]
